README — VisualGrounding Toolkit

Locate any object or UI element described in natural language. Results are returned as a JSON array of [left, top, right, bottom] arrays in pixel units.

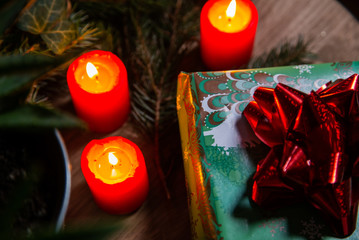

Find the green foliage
[[1, 0, 99, 55], [29, 224, 119, 240], [0, 104, 83, 129], [17, 0, 76, 54], [18, 0, 67, 34], [0, 0, 27, 35], [249, 37, 315, 68], [40, 20, 76, 55], [126, 0, 201, 135], [0, 0, 103, 130], [0, 55, 60, 99], [0, 52, 84, 129], [125, 0, 201, 198]]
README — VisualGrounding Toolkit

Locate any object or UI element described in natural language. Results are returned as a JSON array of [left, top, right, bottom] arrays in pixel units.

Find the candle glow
[[76, 60, 116, 94], [200, 0, 258, 70], [67, 50, 130, 132], [208, 0, 251, 33], [81, 136, 149, 214]]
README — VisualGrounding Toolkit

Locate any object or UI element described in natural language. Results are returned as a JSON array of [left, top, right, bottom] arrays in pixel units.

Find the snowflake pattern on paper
[[294, 64, 314, 74], [259, 218, 286, 237], [300, 218, 324, 240]]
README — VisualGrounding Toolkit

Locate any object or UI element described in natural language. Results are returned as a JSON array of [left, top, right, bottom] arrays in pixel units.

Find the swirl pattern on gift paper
[[194, 62, 356, 149]]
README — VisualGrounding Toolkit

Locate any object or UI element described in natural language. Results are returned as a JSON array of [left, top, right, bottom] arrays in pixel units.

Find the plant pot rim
[[54, 128, 71, 232]]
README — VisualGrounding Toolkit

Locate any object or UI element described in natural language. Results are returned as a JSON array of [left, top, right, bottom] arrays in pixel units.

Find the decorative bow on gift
[[243, 74, 359, 237]]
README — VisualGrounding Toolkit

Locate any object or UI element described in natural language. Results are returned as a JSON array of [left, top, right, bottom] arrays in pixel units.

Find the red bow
[[243, 74, 359, 237]]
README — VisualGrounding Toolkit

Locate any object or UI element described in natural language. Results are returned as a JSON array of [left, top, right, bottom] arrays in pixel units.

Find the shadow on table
[[232, 117, 335, 240], [232, 178, 335, 240], [338, 0, 359, 20]]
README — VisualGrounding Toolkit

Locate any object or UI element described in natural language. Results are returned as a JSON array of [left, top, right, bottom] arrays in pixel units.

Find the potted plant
[[0, 0, 97, 238]]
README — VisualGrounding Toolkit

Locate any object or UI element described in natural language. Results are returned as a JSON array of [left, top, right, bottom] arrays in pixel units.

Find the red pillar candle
[[81, 136, 149, 214], [67, 50, 130, 132], [200, 0, 258, 70]]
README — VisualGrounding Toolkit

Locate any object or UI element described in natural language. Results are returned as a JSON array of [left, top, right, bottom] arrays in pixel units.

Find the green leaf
[[17, 0, 77, 55], [0, 72, 40, 99], [41, 20, 76, 54], [0, 0, 27, 35], [0, 54, 62, 72], [30, 224, 119, 240], [0, 54, 67, 106], [17, 0, 67, 34], [0, 72, 43, 113], [0, 104, 85, 129]]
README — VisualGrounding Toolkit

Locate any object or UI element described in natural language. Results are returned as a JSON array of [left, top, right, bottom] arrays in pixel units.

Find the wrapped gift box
[[177, 61, 359, 240]]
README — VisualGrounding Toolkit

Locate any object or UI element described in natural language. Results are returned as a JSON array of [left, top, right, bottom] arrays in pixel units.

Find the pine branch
[[131, 7, 169, 198], [126, 0, 201, 199], [153, 0, 183, 200], [249, 36, 315, 68]]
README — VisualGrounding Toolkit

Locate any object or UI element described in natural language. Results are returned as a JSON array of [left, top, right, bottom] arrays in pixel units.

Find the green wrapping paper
[[176, 62, 359, 240]]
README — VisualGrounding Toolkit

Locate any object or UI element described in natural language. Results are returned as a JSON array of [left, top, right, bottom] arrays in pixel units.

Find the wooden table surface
[[61, 0, 359, 239]]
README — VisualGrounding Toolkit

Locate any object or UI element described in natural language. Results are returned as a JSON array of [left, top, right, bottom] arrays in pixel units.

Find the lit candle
[[67, 50, 130, 132], [200, 0, 258, 70], [81, 136, 149, 214]]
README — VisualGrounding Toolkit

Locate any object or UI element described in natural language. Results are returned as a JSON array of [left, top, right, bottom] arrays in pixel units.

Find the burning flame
[[226, 0, 237, 18], [108, 152, 118, 165], [86, 62, 98, 78]]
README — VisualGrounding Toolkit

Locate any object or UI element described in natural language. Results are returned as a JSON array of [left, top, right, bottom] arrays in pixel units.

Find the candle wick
[[228, 17, 232, 22]]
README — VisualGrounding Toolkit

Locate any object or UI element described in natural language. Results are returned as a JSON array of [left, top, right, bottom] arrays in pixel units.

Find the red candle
[[67, 50, 130, 132], [200, 0, 258, 70], [81, 136, 149, 214]]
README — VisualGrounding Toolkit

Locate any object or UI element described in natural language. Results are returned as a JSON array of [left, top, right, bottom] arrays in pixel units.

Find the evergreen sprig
[[249, 36, 315, 68], [125, 0, 201, 198], [0, 0, 104, 130]]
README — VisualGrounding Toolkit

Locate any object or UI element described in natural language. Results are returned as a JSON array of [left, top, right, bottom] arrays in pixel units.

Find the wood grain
[[252, 0, 359, 63], [62, 1, 359, 239]]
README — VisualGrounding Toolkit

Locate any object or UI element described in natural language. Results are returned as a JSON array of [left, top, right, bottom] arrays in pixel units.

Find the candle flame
[[86, 62, 98, 78], [226, 0, 237, 18], [108, 152, 118, 165]]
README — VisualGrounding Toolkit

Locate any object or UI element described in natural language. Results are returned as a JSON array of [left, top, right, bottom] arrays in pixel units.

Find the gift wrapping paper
[[176, 62, 359, 240]]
